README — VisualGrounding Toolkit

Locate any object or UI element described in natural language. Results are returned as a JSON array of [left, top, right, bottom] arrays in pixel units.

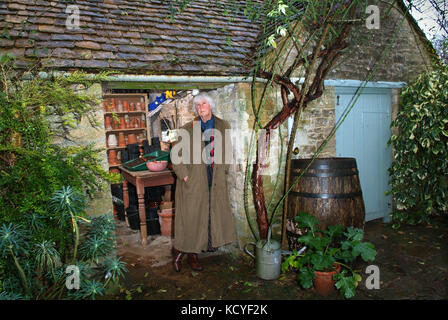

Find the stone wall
[[68, 83, 113, 217], [276, 0, 433, 84], [200, 83, 291, 251], [328, 0, 434, 84], [291, 88, 336, 159]]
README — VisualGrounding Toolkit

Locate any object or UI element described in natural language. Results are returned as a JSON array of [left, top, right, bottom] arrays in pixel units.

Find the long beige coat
[[171, 115, 235, 253]]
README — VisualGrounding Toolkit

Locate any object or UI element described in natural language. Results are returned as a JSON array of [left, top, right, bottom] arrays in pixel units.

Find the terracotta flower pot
[[103, 101, 109, 112], [117, 100, 123, 112], [120, 116, 126, 129], [111, 117, 120, 129], [158, 208, 174, 237], [129, 102, 135, 111], [123, 101, 129, 112], [313, 263, 341, 297], [118, 132, 126, 147], [125, 115, 130, 128], [105, 116, 112, 130], [108, 150, 118, 166], [109, 168, 120, 175], [127, 133, 137, 145]]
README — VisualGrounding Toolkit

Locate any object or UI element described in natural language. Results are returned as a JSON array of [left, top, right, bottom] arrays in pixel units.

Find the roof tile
[[74, 59, 109, 68], [75, 41, 101, 50]]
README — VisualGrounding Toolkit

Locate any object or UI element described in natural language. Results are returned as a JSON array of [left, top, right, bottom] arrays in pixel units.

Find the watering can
[[244, 228, 307, 280], [244, 228, 289, 280]]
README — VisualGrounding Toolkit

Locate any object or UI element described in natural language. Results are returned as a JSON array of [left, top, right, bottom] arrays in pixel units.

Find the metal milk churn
[[244, 228, 282, 280]]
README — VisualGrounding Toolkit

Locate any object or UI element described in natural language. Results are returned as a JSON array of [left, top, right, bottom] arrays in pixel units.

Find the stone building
[[0, 0, 437, 251]]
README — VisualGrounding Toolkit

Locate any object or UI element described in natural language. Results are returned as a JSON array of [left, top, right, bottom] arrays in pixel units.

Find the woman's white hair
[[192, 93, 216, 115]]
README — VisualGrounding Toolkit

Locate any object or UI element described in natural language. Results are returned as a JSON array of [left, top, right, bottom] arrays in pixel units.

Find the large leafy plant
[[387, 64, 448, 227], [282, 212, 376, 298], [0, 54, 120, 225], [0, 54, 125, 299]]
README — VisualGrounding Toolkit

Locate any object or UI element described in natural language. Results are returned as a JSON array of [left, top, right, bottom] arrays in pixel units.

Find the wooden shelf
[[107, 144, 143, 151], [106, 128, 146, 132], [104, 111, 146, 115], [103, 93, 150, 171]]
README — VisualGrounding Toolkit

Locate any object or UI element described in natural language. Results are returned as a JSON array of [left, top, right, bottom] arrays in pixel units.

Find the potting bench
[[119, 166, 175, 246]]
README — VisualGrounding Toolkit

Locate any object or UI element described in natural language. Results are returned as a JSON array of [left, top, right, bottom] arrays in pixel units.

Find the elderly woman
[[171, 93, 235, 272]]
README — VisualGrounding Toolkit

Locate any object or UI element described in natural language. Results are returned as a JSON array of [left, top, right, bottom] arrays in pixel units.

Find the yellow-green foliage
[[387, 64, 448, 226]]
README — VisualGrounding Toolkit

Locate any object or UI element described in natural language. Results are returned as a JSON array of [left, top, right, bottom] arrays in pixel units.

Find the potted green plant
[[282, 212, 377, 298]]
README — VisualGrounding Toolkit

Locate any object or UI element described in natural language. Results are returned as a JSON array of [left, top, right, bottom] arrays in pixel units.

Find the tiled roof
[[0, 0, 264, 75]]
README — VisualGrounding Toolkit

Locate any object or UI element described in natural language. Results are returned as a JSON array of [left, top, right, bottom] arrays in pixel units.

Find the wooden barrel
[[287, 157, 365, 233]]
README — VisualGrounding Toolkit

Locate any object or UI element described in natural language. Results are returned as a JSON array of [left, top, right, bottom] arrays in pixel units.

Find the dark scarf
[[200, 115, 215, 189], [200, 114, 215, 132]]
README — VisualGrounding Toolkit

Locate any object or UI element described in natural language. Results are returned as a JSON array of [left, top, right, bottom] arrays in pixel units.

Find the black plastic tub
[[126, 206, 161, 235]]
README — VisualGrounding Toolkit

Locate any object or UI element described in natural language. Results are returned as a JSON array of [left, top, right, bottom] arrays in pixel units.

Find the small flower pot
[[313, 263, 341, 297], [158, 208, 174, 237], [120, 116, 126, 129], [108, 150, 118, 166], [118, 132, 126, 147], [127, 133, 137, 145], [105, 116, 112, 130]]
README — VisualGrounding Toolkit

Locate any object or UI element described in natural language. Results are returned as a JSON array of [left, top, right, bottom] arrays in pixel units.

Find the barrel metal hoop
[[291, 169, 359, 178], [290, 191, 363, 199], [292, 159, 357, 170]]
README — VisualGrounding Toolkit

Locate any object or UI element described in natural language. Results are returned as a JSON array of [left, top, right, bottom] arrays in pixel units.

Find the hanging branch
[[250, 0, 358, 239]]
